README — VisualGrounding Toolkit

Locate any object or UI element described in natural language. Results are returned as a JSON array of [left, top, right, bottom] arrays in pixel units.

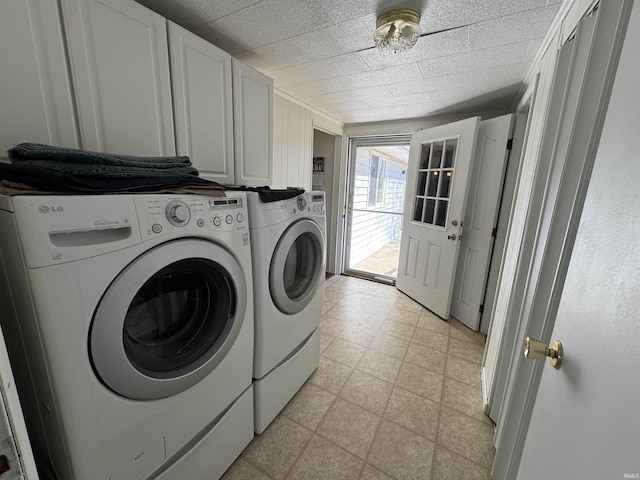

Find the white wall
[[273, 92, 343, 189], [313, 129, 336, 271]]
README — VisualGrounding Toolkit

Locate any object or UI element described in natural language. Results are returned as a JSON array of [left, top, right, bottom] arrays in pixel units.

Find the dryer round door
[[269, 218, 324, 314], [90, 239, 247, 400]]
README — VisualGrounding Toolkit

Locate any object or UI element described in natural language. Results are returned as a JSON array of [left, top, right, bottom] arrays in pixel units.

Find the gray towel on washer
[[7, 160, 199, 178], [8, 143, 193, 170]]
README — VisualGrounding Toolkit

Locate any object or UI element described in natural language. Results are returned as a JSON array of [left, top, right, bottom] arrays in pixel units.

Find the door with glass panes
[[396, 117, 480, 319]]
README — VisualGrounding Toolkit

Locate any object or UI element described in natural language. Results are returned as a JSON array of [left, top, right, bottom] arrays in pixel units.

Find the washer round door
[[90, 239, 247, 400], [269, 219, 324, 314]]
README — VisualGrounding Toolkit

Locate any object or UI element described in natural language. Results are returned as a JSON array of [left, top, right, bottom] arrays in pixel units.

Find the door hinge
[[506, 138, 514, 150], [491, 227, 498, 237], [479, 304, 485, 314]]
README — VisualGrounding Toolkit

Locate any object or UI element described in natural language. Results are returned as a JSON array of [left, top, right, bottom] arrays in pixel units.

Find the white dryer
[[0, 192, 254, 480], [246, 191, 325, 434]]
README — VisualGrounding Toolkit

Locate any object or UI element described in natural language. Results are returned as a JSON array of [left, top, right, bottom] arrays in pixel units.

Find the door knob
[[447, 234, 457, 240], [523, 337, 563, 369]]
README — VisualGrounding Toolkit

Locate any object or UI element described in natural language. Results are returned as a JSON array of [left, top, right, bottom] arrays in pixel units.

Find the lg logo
[[38, 206, 64, 214]]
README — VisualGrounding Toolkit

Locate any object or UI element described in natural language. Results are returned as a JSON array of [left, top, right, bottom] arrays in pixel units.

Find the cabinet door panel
[[169, 22, 234, 184], [61, 0, 175, 156], [233, 60, 273, 187], [0, 0, 78, 154]]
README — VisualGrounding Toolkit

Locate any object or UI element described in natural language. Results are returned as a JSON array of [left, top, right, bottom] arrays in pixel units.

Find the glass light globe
[[373, 10, 421, 55]]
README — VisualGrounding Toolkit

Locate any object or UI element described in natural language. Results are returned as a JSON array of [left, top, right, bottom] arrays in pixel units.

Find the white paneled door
[[450, 114, 513, 330], [396, 117, 480, 319]]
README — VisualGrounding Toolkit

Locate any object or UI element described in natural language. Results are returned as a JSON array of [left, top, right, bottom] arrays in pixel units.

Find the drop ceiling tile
[[281, 64, 421, 99], [292, 13, 377, 60], [317, 101, 367, 115], [432, 100, 474, 116], [464, 0, 548, 24], [304, 85, 393, 108], [470, 63, 530, 86], [402, 100, 461, 118], [359, 26, 470, 70], [428, 71, 471, 90], [316, 0, 402, 24], [381, 104, 416, 119], [192, 23, 250, 55], [466, 84, 522, 111], [282, 63, 421, 99], [524, 37, 545, 62], [135, 0, 259, 27], [235, 40, 308, 71], [419, 53, 471, 79], [239, 13, 377, 71], [419, 0, 471, 33], [268, 53, 371, 88], [469, 5, 561, 51], [330, 64, 422, 95], [278, 81, 336, 99], [386, 71, 470, 97], [470, 40, 531, 65], [210, 0, 334, 50], [342, 111, 386, 124], [364, 91, 433, 108], [429, 86, 474, 102]]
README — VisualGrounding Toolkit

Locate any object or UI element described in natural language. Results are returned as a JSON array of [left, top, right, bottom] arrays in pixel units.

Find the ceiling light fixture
[[373, 9, 421, 55]]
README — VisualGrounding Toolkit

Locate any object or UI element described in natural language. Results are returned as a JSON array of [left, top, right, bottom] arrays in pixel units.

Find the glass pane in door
[[411, 137, 458, 228]]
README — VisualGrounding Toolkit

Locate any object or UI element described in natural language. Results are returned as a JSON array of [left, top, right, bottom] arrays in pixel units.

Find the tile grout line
[[429, 321, 452, 480], [280, 395, 336, 480]]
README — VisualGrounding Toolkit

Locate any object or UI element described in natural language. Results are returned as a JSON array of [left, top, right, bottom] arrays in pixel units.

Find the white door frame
[[450, 113, 513, 331], [492, 1, 633, 478], [342, 134, 411, 280], [479, 83, 536, 337]]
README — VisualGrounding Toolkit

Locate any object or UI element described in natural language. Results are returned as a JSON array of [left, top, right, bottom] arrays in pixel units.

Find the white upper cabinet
[[0, 0, 78, 155], [232, 59, 273, 187], [60, 0, 175, 156], [168, 22, 234, 184]]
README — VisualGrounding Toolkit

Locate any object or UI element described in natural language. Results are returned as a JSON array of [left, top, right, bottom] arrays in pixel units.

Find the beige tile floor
[[222, 275, 495, 480]]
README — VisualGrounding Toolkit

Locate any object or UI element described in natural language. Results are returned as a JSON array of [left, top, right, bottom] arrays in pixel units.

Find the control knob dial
[[166, 200, 191, 226]]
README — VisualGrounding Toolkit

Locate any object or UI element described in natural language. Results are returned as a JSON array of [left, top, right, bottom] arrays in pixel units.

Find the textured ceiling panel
[[136, 0, 259, 27], [471, 63, 532, 87], [281, 63, 422, 99], [469, 5, 561, 50], [135, 0, 564, 124], [268, 53, 371, 88], [209, 1, 333, 50]]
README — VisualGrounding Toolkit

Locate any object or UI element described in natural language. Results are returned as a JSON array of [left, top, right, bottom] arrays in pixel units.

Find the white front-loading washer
[[246, 191, 326, 434], [0, 192, 254, 480]]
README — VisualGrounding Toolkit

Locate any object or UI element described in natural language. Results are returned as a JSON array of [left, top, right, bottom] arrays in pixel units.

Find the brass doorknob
[[523, 337, 563, 369], [447, 234, 457, 240]]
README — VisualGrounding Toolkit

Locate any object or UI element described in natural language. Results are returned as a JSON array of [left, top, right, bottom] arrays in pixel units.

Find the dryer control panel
[[290, 192, 325, 217], [246, 191, 325, 229]]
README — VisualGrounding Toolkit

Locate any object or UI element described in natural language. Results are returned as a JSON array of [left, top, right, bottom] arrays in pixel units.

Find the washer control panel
[[135, 194, 247, 239]]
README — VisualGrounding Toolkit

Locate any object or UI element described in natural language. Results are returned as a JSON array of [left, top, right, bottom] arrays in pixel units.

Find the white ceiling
[[136, 0, 564, 124]]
